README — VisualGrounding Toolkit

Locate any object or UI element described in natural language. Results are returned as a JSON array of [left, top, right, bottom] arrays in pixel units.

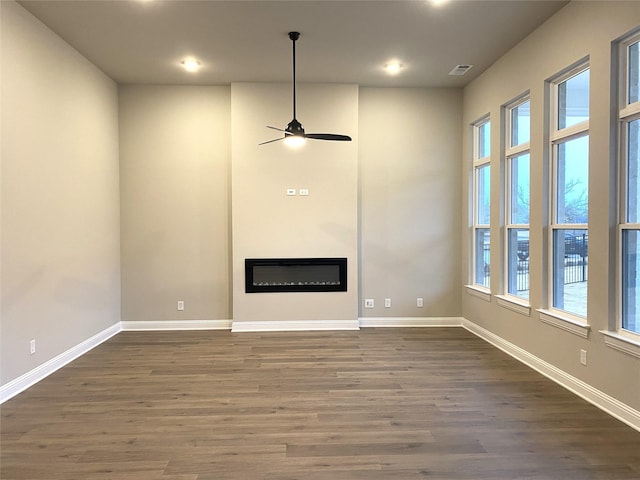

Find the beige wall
[[117, 82, 461, 326], [118, 85, 231, 322], [462, 1, 640, 411], [359, 88, 463, 317], [231, 83, 359, 323], [1, 2, 120, 384]]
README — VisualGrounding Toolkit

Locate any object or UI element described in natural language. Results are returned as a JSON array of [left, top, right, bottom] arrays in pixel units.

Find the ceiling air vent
[[448, 64, 473, 76]]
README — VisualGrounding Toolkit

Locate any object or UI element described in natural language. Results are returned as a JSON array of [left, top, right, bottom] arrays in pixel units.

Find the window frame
[[471, 116, 491, 293], [503, 95, 531, 306], [544, 62, 590, 328], [616, 29, 640, 345]]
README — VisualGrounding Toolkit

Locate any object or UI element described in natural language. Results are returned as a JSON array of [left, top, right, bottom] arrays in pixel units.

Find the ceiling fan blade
[[306, 133, 352, 142], [266, 125, 286, 132], [258, 137, 285, 145]]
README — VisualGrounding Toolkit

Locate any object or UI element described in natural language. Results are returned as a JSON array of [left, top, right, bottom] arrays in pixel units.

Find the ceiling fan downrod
[[289, 31, 300, 123]]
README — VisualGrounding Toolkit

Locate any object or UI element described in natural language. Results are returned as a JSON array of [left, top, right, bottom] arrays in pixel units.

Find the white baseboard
[[231, 319, 360, 332], [359, 316, 464, 328], [121, 319, 232, 331], [462, 318, 640, 433], [0, 322, 121, 404]]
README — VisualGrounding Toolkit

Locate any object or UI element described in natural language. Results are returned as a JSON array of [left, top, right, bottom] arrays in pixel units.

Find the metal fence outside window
[[481, 234, 588, 292]]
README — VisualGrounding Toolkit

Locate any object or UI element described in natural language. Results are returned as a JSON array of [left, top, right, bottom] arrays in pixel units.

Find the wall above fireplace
[[230, 82, 359, 325]]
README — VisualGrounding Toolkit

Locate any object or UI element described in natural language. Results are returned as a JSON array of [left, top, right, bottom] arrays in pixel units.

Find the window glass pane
[[478, 122, 490, 159], [474, 228, 490, 287], [511, 100, 530, 147], [552, 229, 588, 316], [509, 153, 530, 224], [622, 229, 640, 334], [627, 119, 640, 222], [629, 41, 640, 105], [476, 164, 491, 224], [556, 136, 589, 224], [558, 69, 589, 129], [507, 228, 529, 299]]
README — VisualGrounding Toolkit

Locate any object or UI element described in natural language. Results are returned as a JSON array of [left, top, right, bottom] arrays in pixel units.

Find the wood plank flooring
[[2, 328, 640, 479]]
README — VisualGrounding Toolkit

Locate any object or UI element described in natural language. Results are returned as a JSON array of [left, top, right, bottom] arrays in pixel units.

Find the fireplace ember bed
[[245, 258, 347, 293]]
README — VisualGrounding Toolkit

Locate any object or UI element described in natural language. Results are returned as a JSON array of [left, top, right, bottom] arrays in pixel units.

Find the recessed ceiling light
[[429, 0, 450, 6], [384, 62, 403, 75], [180, 57, 201, 73]]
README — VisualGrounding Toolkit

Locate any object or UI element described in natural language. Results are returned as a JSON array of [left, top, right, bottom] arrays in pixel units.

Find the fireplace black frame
[[245, 258, 347, 293]]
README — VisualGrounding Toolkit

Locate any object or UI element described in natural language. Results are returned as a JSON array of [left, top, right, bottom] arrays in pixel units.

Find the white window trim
[[545, 62, 590, 325], [614, 29, 640, 345], [616, 225, 640, 343], [471, 116, 491, 289], [472, 163, 490, 288], [600, 330, 640, 359], [619, 102, 640, 120], [550, 61, 590, 133], [465, 284, 492, 302], [619, 29, 640, 108], [549, 121, 590, 143], [496, 294, 531, 316], [538, 308, 591, 338], [503, 95, 531, 306]]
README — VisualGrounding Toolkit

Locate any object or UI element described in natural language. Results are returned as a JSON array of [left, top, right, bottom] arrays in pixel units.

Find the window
[[619, 30, 640, 338], [505, 97, 531, 301], [472, 118, 491, 289], [549, 64, 589, 319]]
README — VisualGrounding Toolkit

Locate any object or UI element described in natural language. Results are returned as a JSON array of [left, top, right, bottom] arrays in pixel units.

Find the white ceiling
[[18, 0, 569, 88]]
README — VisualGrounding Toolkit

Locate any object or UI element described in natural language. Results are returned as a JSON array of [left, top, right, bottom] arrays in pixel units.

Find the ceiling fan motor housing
[[286, 118, 305, 136]]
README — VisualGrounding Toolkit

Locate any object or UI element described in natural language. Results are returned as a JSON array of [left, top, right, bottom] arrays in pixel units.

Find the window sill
[[496, 295, 531, 317], [537, 309, 590, 338], [599, 330, 640, 359], [465, 285, 491, 302]]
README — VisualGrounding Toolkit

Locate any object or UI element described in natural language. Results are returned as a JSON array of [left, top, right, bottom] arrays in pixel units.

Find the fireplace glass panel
[[245, 258, 347, 293]]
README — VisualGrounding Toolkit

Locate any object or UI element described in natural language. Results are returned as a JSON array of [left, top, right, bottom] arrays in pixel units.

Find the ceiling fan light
[[180, 57, 201, 72], [384, 62, 403, 75], [283, 135, 306, 148]]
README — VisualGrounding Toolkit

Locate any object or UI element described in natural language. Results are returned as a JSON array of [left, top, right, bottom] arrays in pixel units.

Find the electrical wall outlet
[[30, 339, 36, 355], [364, 298, 374, 308], [417, 297, 424, 308], [177, 300, 185, 311], [384, 298, 391, 308], [580, 349, 587, 366]]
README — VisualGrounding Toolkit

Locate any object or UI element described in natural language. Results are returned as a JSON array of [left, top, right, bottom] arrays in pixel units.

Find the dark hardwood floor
[[2, 328, 639, 479]]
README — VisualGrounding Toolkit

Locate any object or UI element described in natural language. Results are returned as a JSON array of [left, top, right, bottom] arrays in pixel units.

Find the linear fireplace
[[245, 258, 347, 293]]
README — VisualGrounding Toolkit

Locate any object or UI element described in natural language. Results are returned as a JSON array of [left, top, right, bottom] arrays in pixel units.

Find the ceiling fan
[[259, 31, 352, 146]]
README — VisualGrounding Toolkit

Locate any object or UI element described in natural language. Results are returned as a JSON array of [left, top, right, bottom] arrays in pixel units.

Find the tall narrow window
[[472, 117, 491, 288], [549, 65, 589, 318], [619, 31, 640, 337], [505, 97, 531, 301]]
